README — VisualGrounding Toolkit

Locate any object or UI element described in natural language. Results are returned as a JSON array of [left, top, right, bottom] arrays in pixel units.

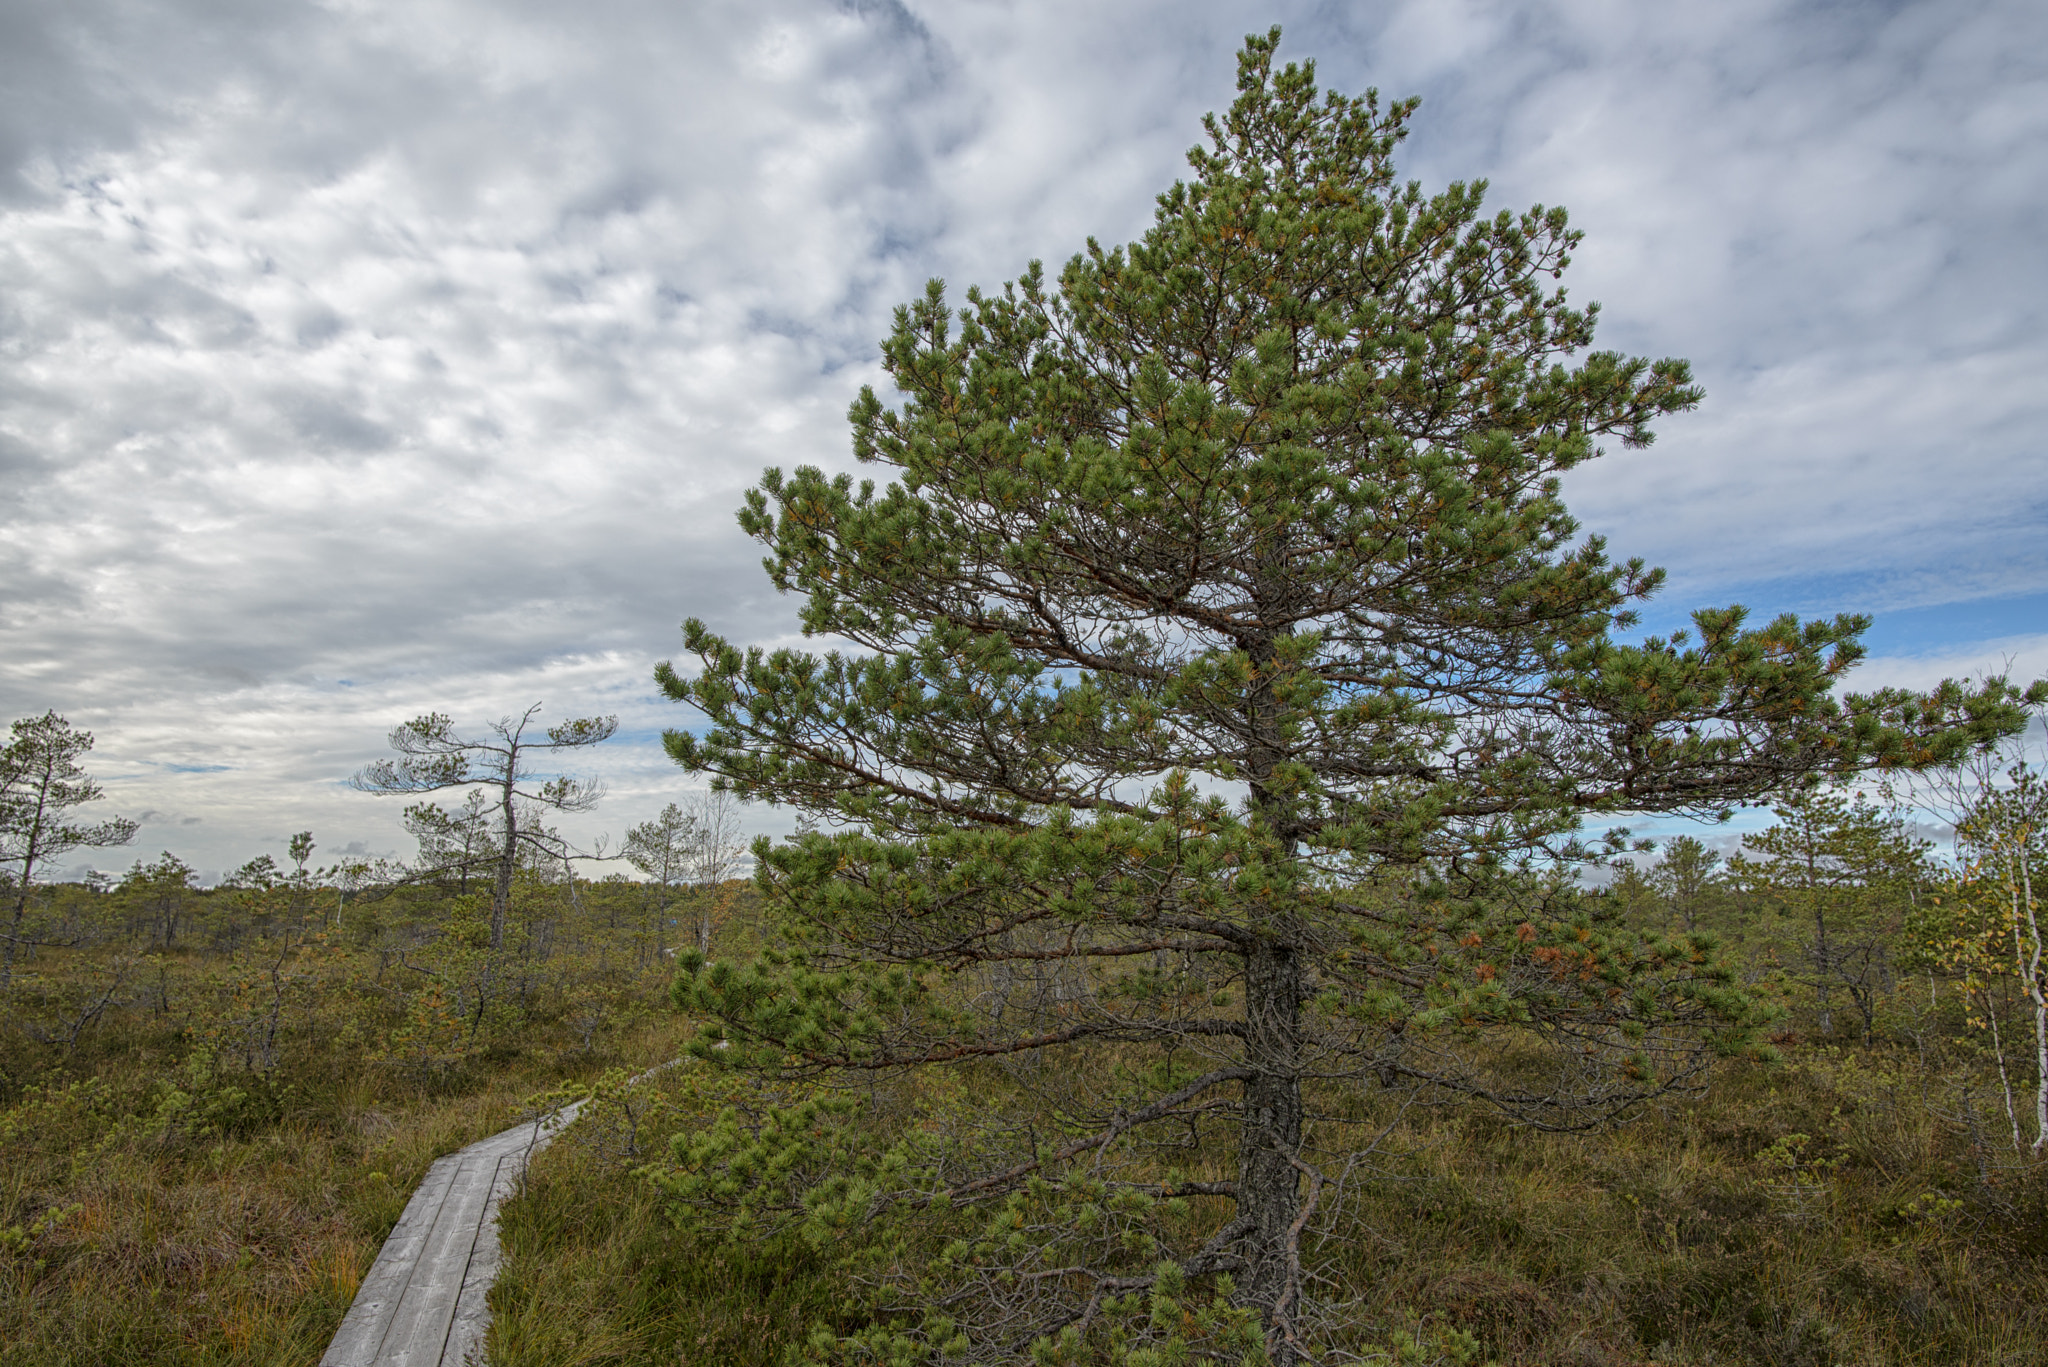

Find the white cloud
[[1852, 634, 2048, 696], [1, 0, 2043, 873]]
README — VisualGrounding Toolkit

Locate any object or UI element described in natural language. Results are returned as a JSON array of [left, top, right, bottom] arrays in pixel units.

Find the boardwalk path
[[319, 1068, 654, 1367]]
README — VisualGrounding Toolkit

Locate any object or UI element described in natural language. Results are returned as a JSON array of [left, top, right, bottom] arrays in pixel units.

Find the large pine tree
[[656, 32, 2035, 1363]]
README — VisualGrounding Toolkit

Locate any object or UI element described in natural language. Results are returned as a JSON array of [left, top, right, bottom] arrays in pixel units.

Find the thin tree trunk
[[2012, 851, 2047, 1153], [1985, 981, 2023, 1152], [471, 777, 519, 1037], [1814, 906, 1833, 1036], [491, 777, 516, 953], [4, 785, 50, 992], [3, 884, 29, 991]]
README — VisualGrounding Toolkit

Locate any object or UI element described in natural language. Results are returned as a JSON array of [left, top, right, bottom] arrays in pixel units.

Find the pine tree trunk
[[1814, 907, 1833, 1035], [2, 892, 25, 992], [1235, 614, 1311, 1361], [2, 849, 35, 990], [491, 780, 516, 953], [2, 782, 50, 991], [1238, 936, 1304, 1363]]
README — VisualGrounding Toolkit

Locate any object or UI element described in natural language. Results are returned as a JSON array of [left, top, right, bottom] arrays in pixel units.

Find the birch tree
[[1916, 742, 2048, 1153]]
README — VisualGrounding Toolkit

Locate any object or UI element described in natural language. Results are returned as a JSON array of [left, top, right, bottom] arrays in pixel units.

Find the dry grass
[[0, 1008, 689, 1367], [488, 1040, 2048, 1366], [0, 876, 744, 1365], [491, 1062, 853, 1367]]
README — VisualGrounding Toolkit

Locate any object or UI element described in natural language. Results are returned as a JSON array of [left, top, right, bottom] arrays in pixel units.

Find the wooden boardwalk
[[319, 1101, 587, 1367]]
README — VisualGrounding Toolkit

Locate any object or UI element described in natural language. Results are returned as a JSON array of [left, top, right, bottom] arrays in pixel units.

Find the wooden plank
[[320, 1155, 464, 1367], [373, 1147, 503, 1366], [440, 1145, 527, 1366], [438, 1104, 587, 1366], [319, 1078, 648, 1366]]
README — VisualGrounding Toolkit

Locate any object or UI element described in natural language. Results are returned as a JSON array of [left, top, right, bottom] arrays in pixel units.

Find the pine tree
[[1732, 788, 1931, 1039], [0, 712, 137, 989], [626, 803, 698, 960], [655, 32, 2038, 1362], [1653, 835, 1728, 934], [350, 705, 617, 952]]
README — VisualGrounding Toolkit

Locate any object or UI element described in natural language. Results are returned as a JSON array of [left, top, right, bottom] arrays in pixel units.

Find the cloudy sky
[[2, 0, 2042, 880]]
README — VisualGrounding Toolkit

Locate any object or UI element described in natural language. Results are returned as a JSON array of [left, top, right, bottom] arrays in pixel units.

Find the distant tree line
[[0, 705, 751, 1083]]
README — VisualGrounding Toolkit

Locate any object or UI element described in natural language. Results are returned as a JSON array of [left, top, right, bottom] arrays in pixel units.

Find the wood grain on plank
[[319, 1102, 586, 1367]]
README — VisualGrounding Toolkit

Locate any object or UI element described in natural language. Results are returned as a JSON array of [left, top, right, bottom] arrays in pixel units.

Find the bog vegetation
[[6, 27, 2048, 1367], [0, 707, 753, 1366], [8, 717, 2048, 1365]]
